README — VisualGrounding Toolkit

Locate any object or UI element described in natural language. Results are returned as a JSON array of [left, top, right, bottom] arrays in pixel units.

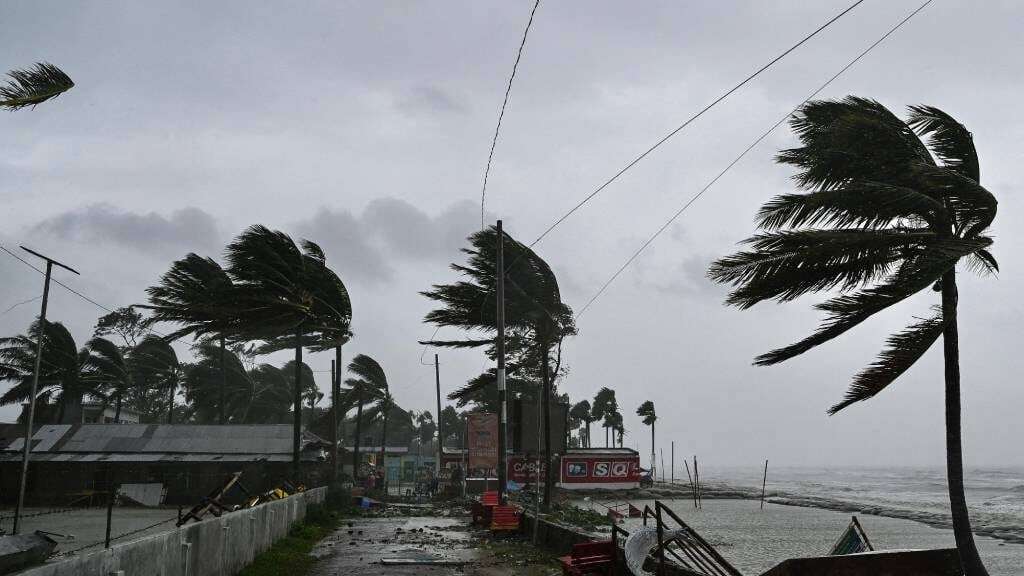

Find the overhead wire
[[574, 0, 936, 319], [527, 0, 867, 249], [480, 0, 543, 229]]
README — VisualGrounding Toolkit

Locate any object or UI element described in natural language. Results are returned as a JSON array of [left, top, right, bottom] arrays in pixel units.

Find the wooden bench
[[490, 504, 521, 532], [558, 540, 615, 576], [471, 490, 500, 525]]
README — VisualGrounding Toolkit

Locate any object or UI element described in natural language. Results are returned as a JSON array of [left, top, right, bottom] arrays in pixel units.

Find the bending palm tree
[[637, 401, 656, 478], [344, 354, 387, 480], [183, 342, 254, 423], [569, 400, 593, 448], [591, 387, 617, 448], [226, 226, 351, 472], [83, 337, 132, 422], [0, 320, 98, 423], [131, 336, 181, 424], [709, 97, 996, 576], [422, 225, 576, 508], [144, 254, 237, 424]]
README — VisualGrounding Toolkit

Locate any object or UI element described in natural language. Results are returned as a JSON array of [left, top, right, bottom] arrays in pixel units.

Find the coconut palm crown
[[709, 97, 996, 576]]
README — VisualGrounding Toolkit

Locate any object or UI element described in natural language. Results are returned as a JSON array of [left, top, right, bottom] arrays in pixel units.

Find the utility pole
[[495, 220, 508, 505], [12, 246, 79, 534], [434, 354, 442, 477], [671, 441, 675, 484]]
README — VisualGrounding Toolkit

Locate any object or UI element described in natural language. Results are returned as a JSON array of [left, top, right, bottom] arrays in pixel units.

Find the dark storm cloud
[[293, 198, 486, 283], [30, 204, 220, 257]]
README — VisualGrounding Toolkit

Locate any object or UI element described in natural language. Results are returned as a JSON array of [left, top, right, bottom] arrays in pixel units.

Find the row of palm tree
[[0, 318, 321, 426]]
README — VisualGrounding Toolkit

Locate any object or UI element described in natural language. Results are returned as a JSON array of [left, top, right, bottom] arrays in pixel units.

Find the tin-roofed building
[[0, 423, 329, 505]]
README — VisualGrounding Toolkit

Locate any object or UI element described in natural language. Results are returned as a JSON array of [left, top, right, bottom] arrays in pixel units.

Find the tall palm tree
[[0, 320, 98, 423], [344, 354, 388, 480], [83, 337, 132, 422], [637, 401, 656, 477], [709, 97, 996, 576], [1, 62, 73, 110], [225, 226, 351, 472], [144, 254, 237, 424], [422, 225, 576, 509], [130, 335, 181, 424], [569, 400, 593, 448], [591, 387, 617, 448]]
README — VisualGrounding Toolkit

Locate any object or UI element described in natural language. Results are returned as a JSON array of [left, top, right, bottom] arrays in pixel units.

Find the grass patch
[[237, 503, 344, 576]]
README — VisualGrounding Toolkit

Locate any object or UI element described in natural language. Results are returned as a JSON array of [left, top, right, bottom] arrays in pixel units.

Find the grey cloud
[[30, 204, 220, 257], [294, 198, 484, 284]]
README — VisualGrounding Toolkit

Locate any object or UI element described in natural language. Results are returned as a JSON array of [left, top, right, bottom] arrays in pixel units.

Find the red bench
[[471, 490, 500, 525], [490, 504, 521, 532], [558, 540, 616, 575]]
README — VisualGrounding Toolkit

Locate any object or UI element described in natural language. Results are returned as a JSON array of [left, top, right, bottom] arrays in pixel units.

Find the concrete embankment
[[18, 487, 326, 576]]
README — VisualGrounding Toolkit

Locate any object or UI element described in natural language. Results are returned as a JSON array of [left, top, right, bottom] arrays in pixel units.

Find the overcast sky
[[2, 1, 1022, 470]]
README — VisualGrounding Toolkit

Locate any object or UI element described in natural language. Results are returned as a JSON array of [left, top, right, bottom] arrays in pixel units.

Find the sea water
[[576, 466, 1024, 575]]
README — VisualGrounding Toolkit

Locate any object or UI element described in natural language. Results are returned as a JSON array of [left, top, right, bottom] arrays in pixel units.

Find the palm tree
[[0, 320, 98, 423], [591, 387, 617, 448], [83, 337, 132, 422], [637, 401, 656, 478], [1, 63, 73, 110], [183, 342, 255, 423], [144, 254, 237, 424], [422, 225, 576, 508], [130, 335, 181, 424], [344, 354, 388, 480], [225, 226, 351, 472], [709, 97, 996, 576], [569, 400, 593, 448], [247, 364, 293, 423]]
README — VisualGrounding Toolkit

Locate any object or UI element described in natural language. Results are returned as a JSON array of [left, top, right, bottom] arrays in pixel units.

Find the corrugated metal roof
[[0, 452, 302, 463], [0, 423, 325, 459]]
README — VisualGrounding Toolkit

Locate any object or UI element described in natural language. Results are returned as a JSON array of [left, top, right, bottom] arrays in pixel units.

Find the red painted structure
[[559, 447, 640, 490]]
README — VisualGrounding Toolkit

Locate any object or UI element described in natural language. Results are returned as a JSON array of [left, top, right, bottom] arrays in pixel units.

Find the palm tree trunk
[[941, 269, 988, 576], [114, 393, 122, 423], [353, 395, 363, 480], [292, 326, 303, 474], [541, 345, 553, 510], [219, 337, 226, 425]]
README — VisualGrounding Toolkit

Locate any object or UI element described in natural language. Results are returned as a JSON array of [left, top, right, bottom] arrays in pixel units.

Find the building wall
[[17, 487, 327, 576]]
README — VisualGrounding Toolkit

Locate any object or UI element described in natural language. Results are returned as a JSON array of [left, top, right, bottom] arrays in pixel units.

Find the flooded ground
[[309, 514, 561, 576], [575, 497, 1023, 575]]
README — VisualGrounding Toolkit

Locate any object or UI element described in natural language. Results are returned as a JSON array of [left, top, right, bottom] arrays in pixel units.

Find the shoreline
[[566, 480, 1024, 546]]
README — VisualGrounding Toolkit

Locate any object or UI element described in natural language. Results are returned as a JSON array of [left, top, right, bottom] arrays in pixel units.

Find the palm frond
[[829, 311, 946, 414], [1, 63, 74, 110], [907, 105, 979, 182], [755, 237, 988, 365], [709, 229, 936, 308], [756, 181, 944, 231]]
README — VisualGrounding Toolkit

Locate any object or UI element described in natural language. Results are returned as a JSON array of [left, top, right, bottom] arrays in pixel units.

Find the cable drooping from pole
[[574, 0, 935, 320], [529, 0, 867, 248], [480, 0, 542, 229]]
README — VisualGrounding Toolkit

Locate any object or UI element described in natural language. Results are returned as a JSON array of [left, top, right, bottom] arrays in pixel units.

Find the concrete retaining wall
[[20, 487, 327, 576]]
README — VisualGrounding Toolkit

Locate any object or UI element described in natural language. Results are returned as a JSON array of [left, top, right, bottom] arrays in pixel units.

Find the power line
[[480, 0, 542, 229], [574, 0, 936, 320], [528, 0, 867, 248]]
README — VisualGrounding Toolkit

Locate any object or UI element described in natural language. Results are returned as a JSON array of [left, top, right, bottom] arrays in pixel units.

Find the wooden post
[[694, 455, 701, 509], [684, 460, 696, 508], [760, 459, 768, 510], [105, 469, 116, 549], [671, 441, 674, 484], [660, 448, 665, 483]]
